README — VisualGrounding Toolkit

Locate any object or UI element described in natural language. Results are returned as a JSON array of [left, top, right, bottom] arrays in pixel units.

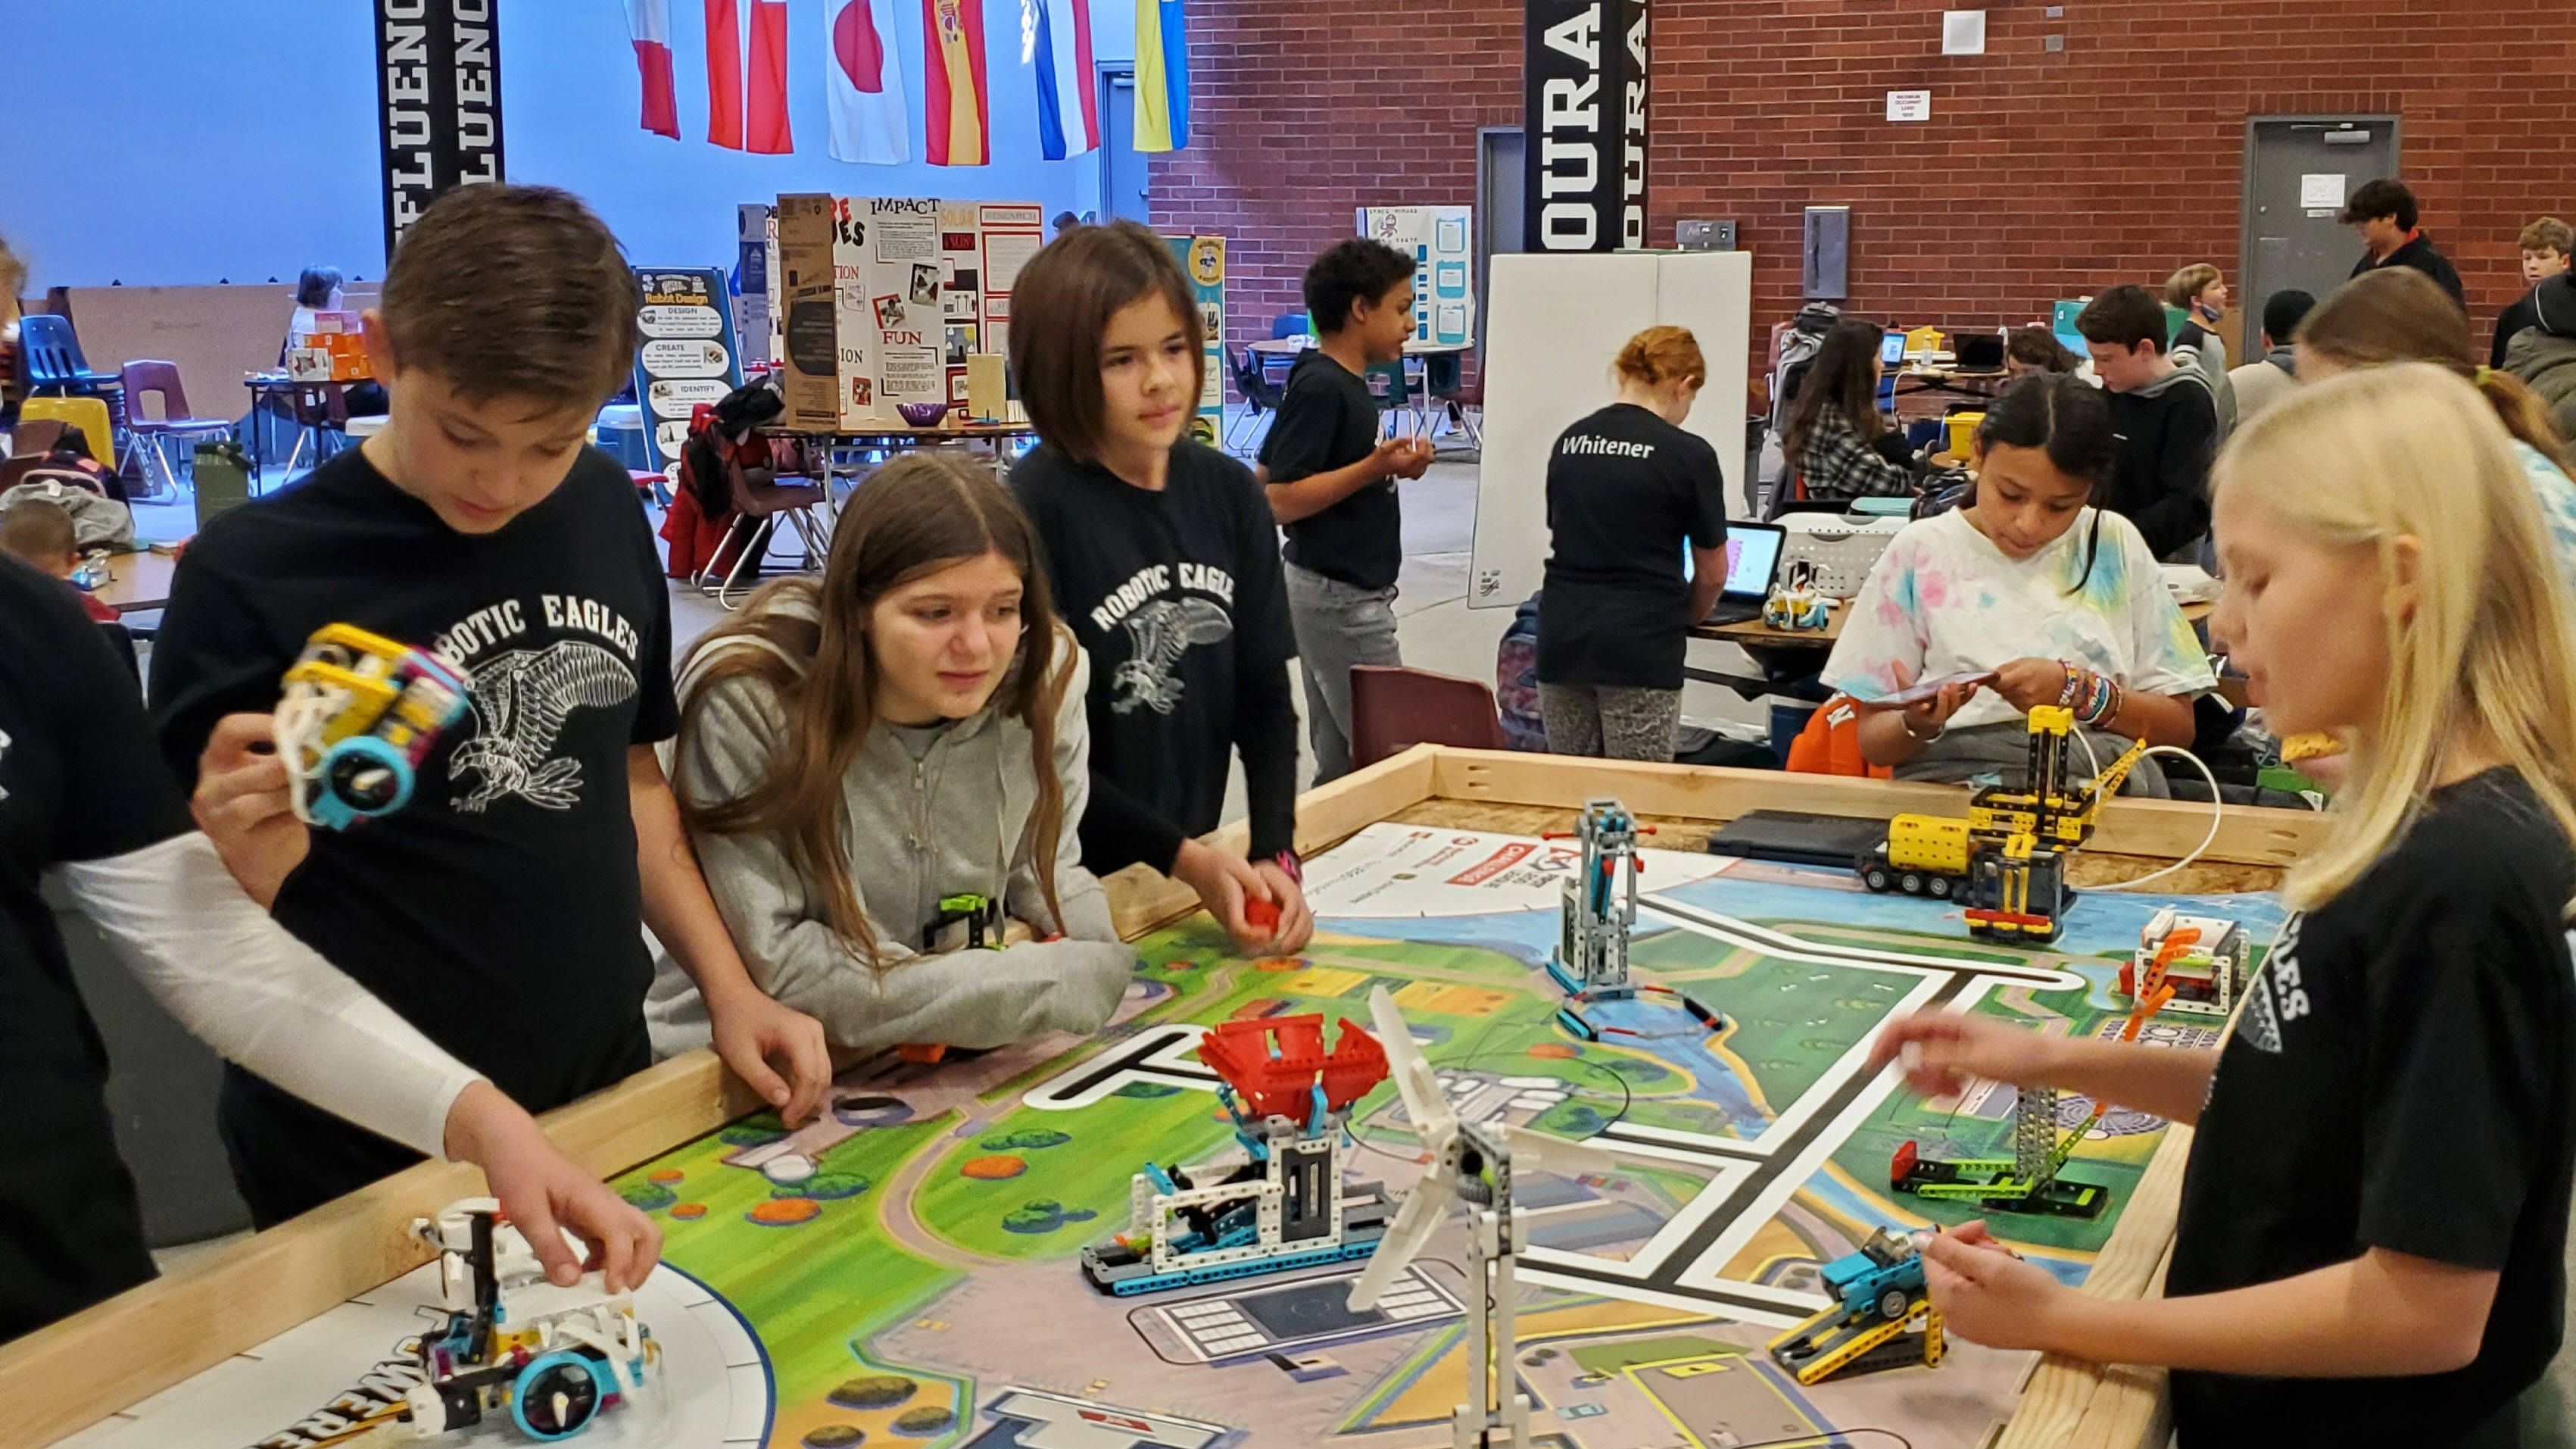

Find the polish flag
[[1032, 0, 1098, 160], [746, 0, 793, 154], [626, 0, 679, 138], [827, 0, 910, 164], [706, 0, 744, 149]]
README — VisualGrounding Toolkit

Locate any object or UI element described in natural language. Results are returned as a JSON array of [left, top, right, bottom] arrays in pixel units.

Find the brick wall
[[1152, 0, 2576, 378]]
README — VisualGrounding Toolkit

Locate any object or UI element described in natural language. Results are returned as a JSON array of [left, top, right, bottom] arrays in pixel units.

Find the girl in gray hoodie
[[646, 454, 1134, 1057]]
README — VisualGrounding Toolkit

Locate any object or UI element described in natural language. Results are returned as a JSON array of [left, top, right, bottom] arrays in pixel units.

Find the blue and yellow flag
[[1132, 0, 1190, 151]]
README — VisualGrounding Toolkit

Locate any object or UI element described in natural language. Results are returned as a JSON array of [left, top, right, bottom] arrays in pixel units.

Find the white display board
[[1357, 205, 1475, 346], [1467, 250, 1751, 609]]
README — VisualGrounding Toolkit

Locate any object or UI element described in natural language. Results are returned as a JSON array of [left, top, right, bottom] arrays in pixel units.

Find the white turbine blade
[[1369, 985, 1451, 1141], [1347, 1161, 1455, 1311], [1502, 1124, 1623, 1180]]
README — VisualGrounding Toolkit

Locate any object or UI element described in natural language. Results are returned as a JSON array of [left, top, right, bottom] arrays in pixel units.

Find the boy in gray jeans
[[1258, 239, 1433, 780]]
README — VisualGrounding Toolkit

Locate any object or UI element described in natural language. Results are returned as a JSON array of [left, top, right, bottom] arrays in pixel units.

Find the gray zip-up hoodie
[[644, 604, 1133, 1056]]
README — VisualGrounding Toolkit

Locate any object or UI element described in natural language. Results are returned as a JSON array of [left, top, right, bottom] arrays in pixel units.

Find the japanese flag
[[827, 0, 911, 164], [625, 0, 678, 139]]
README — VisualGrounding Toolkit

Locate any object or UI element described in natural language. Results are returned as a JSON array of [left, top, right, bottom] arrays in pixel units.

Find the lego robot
[[399, 1198, 660, 1441], [1856, 706, 2150, 945], [1891, 1085, 2109, 1219], [1545, 799, 1726, 1041], [2122, 909, 2244, 1020], [1767, 1228, 1946, 1385], [1081, 1015, 1396, 1295], [272, 623, 471, 830]]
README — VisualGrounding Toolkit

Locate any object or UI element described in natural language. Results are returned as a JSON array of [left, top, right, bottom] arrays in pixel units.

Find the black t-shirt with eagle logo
[[2169, 769, 2576, 1445], [149, 444, 677, 1224], [1010, 439, 1298, 876]]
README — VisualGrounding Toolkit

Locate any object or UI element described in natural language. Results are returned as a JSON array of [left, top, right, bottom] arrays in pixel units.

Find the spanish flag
[[922, 0, 990, 166], [1131, 0, 1190, 151]]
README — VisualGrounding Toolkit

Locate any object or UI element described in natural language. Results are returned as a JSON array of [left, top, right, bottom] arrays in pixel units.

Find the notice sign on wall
[[632, 267, 744, 473], [1885, 89, 1932, 123], [1523, 0, 1647, 253], [375, 0, 504, 260]]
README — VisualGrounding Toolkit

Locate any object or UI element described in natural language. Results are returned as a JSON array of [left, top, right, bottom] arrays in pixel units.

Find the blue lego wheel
[[510, 1351, 606, 1441], [317, 735, 414, 826]]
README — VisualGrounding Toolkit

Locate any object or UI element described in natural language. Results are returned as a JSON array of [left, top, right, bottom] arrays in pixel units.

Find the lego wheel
[[1878, 1287, 1909, 1320], [320, 735, 414, 819], [511, 1351, 607, 1441], [1861, 864, 1891, 892], [1898, 871, 1924, 895], [1928, 876, 1954, 901]]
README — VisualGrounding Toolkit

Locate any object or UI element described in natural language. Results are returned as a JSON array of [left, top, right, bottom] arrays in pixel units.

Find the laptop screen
[[1722, 524, 1785, 598], [1880, 330, 1908, 366]]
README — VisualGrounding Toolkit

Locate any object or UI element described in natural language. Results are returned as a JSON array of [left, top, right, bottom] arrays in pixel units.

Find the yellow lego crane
[[1855, 707, 2150, 945]]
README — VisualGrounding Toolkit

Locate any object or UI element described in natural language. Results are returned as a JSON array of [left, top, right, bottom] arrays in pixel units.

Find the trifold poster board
[[940, 203, 1046, 408], [1167, 235, 1227, 446], [1358, 206, 1474, 346], [632, 267, 745, 472], [778, 195, 1040, 431], [1467, 249, 1751, 609]]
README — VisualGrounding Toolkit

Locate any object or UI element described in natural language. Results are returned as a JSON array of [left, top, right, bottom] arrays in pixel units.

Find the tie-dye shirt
[[2512, 442, 2576, 602], [1821, 507, 2216, 732]]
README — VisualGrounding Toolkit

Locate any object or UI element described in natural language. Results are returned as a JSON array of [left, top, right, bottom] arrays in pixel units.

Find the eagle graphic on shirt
[[1110, 597, 1233, 716], [448, 640, 638, 812]]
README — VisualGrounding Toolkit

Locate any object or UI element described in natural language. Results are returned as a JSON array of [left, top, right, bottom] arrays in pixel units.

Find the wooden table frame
[[8, 748, 2327, 1447]]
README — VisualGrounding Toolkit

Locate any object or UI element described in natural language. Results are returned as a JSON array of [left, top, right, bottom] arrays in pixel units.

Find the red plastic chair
[[1349, 664, 1508, 770], [120, 360, 233, 499]]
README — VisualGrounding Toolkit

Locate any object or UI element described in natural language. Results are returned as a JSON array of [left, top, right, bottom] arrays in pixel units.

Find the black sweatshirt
[[2101, 368, 2217, 561], [1011, 440, 1300, 874], [2352, 233, 2468, 311]]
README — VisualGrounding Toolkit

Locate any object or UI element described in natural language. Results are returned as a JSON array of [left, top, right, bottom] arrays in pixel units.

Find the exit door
[[2241, 117, 2400, 359]]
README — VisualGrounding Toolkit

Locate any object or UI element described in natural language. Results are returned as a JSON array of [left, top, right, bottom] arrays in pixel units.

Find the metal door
[[1098, 69, 1151, 226], [2241, 117, 2400, 358]]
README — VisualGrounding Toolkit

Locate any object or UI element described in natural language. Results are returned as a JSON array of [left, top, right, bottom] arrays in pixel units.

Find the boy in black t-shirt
[[151, 186, 830, 1226], [1258, 239, 1433, 782]]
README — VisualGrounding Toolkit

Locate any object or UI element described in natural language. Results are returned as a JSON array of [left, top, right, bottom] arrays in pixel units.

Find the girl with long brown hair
[[646, 453, 1132, 1054], [1780, 318, 1919, 502]]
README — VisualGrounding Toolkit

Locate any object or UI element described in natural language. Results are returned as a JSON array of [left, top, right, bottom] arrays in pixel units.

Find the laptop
[[1952, 333, 2007, 373], [1701, 521, 1787, 626], [1879, 330, 1909, 367]]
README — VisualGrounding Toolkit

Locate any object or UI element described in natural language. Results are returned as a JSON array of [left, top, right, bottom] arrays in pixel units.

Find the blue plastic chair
[[19, 313, 118, 396], [1271, 313, 1311, 340]]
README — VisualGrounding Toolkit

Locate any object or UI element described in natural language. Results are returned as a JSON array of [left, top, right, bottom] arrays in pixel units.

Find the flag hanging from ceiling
[[705, 0, 744, 148], [827, 0, 909, 163], [1032, 0, 1098, 160], [1132, 0, 1190, 151], [747, 0, 793, 153], [922, 0, 990, 165], [625, 0, 679, 138]]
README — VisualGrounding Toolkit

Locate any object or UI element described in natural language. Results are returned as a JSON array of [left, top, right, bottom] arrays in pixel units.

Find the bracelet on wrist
[[2057, 664, 2084, 710], [1902, 713, 1946, 744]]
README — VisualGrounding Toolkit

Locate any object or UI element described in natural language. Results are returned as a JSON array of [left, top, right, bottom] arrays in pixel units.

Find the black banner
[[376, 0, 506, 261], [1523, 0, 1647, 253]]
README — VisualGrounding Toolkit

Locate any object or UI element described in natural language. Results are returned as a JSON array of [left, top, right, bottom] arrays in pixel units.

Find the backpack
[[0, 478, 136, 551], [1783, 695, 1892, 779]]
